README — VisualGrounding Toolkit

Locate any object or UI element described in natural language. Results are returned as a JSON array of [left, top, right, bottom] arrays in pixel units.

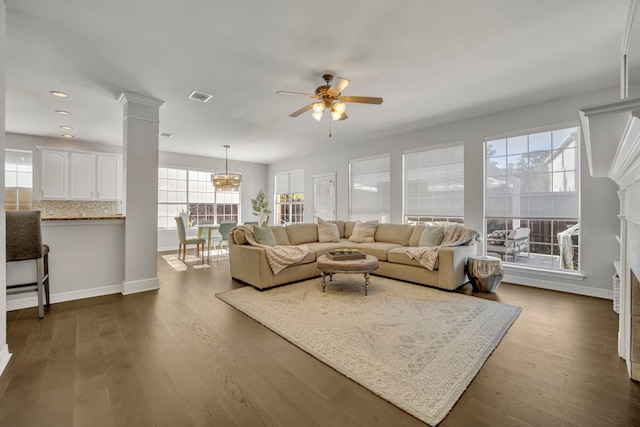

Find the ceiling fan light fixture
[[211, 145, 241, 192], [312, 112, 323, 121], [312, 102, 325, 114], [330, 101, 346, 120]]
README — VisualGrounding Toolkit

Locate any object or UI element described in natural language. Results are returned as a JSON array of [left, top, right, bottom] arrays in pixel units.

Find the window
[[158, 167, 239, 229], [485, 126, 580, 270], [275, 169, 304, 225], [349, 154, 390, 222], [404, 144, 464, 224], [5, 149, 33, 210]]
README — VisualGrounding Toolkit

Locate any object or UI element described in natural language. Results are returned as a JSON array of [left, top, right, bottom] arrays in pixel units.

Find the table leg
[[364, 272, 370, 296], [207, 234, 212, 261], [321, 273, 326, 292]]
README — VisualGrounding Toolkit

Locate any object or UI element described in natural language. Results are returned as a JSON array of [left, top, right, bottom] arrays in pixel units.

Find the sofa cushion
[[387, 246, 428, 267], [233, 228, 247, 245], [254, 226, 276, 246], [329, 220, 345, 238], [270, 226, 291, 246], [419, 226, 445, 247], [409, 225, 426, 247], [317, 218, 340, 243], [374, 223, 413, 245], [344, 221, 355, 239], [305, 241, 347, 257], [286, 223, 319, 245], [487, 230, 507, 245], [349, 242, 402, 261], [349, 220, 378, 243]]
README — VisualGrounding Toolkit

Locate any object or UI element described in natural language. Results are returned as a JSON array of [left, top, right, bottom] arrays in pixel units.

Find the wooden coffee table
[[316, 254, 379, 296]]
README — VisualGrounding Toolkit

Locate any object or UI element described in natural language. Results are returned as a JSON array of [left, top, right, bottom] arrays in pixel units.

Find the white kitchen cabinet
[[38, 147, 122, 201], [70, 152, 95, 199], [96, 154, 120, 200], [40, 149, 67, 199]]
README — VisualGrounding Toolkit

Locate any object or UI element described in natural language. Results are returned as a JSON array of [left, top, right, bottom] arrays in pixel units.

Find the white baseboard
[[504, 271, 613, 299], [6, 284, 123, 311], [0, 345, 12, 378], [122, 277, 159, 295]]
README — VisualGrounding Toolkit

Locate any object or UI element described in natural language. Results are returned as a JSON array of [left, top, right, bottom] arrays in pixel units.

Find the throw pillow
[[254, 226, 276, 247], [317, 217, 340, 243], [418, 225, 445, 247], [487, 230, 507, 245], [348, 220, 378, 243]]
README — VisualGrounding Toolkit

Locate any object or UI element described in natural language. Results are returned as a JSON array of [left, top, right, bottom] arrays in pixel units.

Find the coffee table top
[[316, 253, 379, 274]]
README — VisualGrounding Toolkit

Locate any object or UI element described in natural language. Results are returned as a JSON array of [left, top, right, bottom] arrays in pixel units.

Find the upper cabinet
[[40, 149, 67, 199], [40, 148, 121, 201], [95, 154, 121, 200]]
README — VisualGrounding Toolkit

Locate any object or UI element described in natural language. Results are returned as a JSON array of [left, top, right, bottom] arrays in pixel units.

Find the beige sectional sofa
[[229, 220, 477, 291]]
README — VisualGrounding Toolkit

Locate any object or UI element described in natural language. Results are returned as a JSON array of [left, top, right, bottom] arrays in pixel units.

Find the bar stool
[[6, 210, 50, 319]]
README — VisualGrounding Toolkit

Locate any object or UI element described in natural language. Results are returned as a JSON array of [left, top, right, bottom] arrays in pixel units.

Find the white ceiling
[[4, 0, 631, 164]]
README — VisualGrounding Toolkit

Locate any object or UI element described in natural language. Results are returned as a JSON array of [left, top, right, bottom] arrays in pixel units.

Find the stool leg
[[36, 258, 44, 319], [44, 252, 50, 306]]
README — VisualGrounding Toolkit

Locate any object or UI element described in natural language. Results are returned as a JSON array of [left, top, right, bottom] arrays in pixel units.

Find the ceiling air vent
[[188, 90, 213, 103]]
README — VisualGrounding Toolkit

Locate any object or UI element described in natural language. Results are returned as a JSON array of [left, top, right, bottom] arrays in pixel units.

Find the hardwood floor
[[1, 251, 639, 426]]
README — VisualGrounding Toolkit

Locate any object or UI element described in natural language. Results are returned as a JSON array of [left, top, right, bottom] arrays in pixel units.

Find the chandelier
[[211, 145, 241, 192]]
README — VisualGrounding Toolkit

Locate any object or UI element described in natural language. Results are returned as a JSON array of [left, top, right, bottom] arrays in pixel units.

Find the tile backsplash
[[33, 200, 120, 218]]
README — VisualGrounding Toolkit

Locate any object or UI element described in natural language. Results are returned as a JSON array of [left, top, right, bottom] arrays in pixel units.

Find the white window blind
[[349, 154, 390, 222], [485, 127, 579, 219], [404, 144, 464, 218]]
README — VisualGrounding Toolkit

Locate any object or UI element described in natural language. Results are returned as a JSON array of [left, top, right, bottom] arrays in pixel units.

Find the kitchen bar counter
[[42, 215, 125, 221]]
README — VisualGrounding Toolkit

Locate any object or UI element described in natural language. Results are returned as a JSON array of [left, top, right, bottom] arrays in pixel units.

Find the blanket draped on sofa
[[406, 224, 479, 270], [233, 225, 309, 274]]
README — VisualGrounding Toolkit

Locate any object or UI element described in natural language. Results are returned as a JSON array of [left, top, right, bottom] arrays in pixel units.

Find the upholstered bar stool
[[6, 210, 51, 319]]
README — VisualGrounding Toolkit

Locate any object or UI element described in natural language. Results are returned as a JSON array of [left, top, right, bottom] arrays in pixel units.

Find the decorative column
[[118, 92, 164, 294]]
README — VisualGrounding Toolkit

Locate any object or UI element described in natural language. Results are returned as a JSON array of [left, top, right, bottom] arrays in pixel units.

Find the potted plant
[[251, 189, 272, 227]]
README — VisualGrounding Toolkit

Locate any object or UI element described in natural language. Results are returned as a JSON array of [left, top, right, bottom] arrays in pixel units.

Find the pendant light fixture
[[211, 145, 241, 191]]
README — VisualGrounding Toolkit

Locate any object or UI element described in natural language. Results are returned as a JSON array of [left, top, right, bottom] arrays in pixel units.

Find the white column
[[118, 92, 164, 295]]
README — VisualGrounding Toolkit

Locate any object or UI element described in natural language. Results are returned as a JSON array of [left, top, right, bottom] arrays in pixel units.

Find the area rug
[[217, 276, 521, 426], [161, 254, 211, 271]]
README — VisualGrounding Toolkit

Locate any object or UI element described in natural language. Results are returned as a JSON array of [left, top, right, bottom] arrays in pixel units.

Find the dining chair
[[6, 210, 51, 319], [216, 221, 237, 262], [175, 216, 206, 261]]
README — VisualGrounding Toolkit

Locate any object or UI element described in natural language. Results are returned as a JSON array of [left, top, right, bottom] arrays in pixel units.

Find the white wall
[[0, 0, 9, 377], [157, 151, 268, 251], [268, 86, 622, 298]]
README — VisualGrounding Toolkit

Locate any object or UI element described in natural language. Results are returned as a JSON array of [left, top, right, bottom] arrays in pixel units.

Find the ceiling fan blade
[[341, 96, 383, 105], [276, 90, 318, 98], [328, 77, 350, 96], [289, 103, 313, 117]]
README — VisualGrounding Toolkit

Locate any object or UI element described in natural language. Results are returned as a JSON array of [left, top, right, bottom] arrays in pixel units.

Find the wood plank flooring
[[1, 251, 639, 426]]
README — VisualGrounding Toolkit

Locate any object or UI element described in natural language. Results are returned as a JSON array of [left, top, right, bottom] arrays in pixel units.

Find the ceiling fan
[[276, 74, 383, 121]]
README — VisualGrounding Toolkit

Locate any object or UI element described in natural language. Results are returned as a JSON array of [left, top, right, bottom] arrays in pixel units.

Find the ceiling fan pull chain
[[329, 118, 332, 139]]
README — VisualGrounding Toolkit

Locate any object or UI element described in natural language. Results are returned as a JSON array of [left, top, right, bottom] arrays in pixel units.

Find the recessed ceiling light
[[50, 91, 68, 98], [60, 125, 73, 130], [55, 110, 70, 115], [159, 132, 174, 138], [62, 134, 74, 138], [188, 90, 213, 103]]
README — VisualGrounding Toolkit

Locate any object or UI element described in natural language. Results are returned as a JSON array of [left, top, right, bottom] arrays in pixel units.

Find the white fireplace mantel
[[580, 96, 640, 184], [580, 95, 640, 381]]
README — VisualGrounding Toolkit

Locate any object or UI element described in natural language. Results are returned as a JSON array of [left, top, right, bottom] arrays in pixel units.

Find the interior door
[[314, 173, 336, 220]]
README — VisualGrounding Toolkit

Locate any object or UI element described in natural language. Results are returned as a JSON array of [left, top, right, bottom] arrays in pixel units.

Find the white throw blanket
[[234, 225, 309, 275], [406, 224, 479, 270]]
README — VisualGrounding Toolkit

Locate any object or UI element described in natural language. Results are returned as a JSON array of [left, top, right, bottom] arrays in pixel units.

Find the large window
[[485, 126, 580, 270], [349, 154, 390, 222], [275, 169, 304, 225], [158, 167, 239, 229], [5, 149, 33, 210], [404, 144, 464, 224]]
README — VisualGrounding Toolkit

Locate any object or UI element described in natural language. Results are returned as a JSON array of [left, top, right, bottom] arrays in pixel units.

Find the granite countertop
[[42, 215, 125, 221]]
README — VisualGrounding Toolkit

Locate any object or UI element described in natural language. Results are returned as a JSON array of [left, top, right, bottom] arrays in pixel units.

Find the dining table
[[197, 223, 221, 261]]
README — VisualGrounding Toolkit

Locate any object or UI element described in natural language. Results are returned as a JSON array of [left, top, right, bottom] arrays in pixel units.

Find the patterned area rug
[[217, 276, 521, 426]]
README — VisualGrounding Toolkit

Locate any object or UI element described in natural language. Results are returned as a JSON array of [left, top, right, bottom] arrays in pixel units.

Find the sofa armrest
[[437, 243, 476, 290]]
